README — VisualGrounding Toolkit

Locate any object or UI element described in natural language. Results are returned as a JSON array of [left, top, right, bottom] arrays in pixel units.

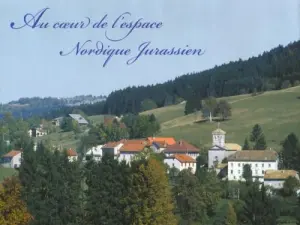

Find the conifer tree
[[254, 134, 267, 150], [250, 124, 263, 142], [242, 138, 250, 150], [212, 201, 237, 225], [84, 154, 132, 225], [281, 133, 300, 171]]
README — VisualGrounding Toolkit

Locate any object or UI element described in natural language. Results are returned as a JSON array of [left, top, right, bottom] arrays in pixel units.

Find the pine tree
[[250, 124, 263, 142], [281, 133, 300, 171], [174, 169, 208, 224], [250, 124, 267, 150], [84, 154, 132, 225], [254, 134, 267, 150], [242, 138, 250, 150], [126, 157, 177, 225]]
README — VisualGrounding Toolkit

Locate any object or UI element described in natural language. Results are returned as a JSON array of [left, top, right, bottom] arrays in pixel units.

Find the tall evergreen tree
[[243, 182, 277, 225], [242, 138, 250, 150], [212, 201, 237, 225], [173, 169, 208, 225], [250, 124, 263, 143], [281, 133, 300, 171], [250, 124, 267, 150], [84, 154, 132, 225], [254, 134, 267, 150]]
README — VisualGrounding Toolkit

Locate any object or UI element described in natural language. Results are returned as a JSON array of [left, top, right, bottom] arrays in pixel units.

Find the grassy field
[[35, 130, 80, 150], [141, 86, 300, 150], [0, 167, 18, 182]]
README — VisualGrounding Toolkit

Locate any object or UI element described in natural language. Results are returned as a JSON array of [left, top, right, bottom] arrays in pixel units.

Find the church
[[208, 125, 242, 169]]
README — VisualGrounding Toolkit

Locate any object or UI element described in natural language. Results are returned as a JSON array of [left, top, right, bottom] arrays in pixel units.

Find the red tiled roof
[[66, 149, 77, 156], [147, 137, 176, 145], [2, 150, 22, 158], [120, 143, 147, 152], [173, 154, 196, 163], [164, 140, 199, 153]]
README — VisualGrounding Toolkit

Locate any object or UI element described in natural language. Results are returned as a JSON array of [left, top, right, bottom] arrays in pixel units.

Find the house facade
[[163, 140, 200, 159], [52, 117, 63, 127], [85, 145, 103, 162], [164, 154, 197, 173], [208, 128, 242, 168], [66, 149, 78, 162], [227, 150, 278, 182], [264, 170, 299, 189], [1, 150, 22, 168], [28, 128, 47, 137]]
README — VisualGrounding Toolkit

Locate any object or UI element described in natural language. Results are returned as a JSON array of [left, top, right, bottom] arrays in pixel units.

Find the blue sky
[[0, 0, 299, 103]]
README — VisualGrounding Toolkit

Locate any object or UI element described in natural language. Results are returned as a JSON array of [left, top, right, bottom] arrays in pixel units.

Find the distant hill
[[140, 86, 300, 150], [0, 95, 107, 119]]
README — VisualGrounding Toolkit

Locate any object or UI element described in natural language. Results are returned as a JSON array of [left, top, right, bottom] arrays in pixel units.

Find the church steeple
[[212, 123, 226, 147]]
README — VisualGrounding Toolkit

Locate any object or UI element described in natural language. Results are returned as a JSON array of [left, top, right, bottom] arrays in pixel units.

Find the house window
[[234, 176, 236, 179], [262, 170, 264, 174], [255, 164, 258, 167], [231, 163, 233, 167], [239, 176, 242, 179], [238, 170, 240, 174], [238, 163, 240, 167], [262, 163, 264, 168], [231, 170, 233, 174], [172, 163, 174, 167], [255, 170, 258, 175], [268, 164, 271, 168]]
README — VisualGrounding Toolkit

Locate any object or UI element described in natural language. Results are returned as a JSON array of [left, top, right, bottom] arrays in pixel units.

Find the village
[[1, 112, 298, 194]]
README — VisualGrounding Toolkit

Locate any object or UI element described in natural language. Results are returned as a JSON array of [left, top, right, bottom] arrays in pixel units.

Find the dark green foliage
[[254, 134, 267, 150], [250, 124, 267, 150], [243, 182, 277, 225], [212, 200, 237, 225], [242, 138, 250, 150], [184, 95, 202, 115], [84, 154, 132, 225], [242, 164, 252, 184], [140, 99, 157, 111], [102, 41, 300, 116], [280, 133, 300, 171], [215, 100, 232, 120], [173, 170, 208, 224], [281, 176, 300, 197], [19, 142, 83, 225], [122, 114, 160, 138]]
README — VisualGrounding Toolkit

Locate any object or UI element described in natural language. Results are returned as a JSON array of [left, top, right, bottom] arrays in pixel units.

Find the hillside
[[104, 40, 300, 116], [141, 86, 300, 150]]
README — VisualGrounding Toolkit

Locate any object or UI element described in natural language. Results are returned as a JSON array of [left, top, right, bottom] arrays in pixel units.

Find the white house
[[85, 145, 103, 162], [227, 150, 278, 182], [164, 154, 197, 173], [66, 149, 78, 162], [102, 139, 149, 164], [208, 127, 242, 169], [264, 170, 299, 190], [28, 128, 47, 137], [1, 150, 22, 168], [163, 140, 200, 159], [52, 117, 63, 127]]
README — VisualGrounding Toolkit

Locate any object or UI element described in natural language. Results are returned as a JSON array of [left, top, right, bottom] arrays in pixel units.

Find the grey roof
[[68, 114, 89, 124], [227, 150, 278, 162]]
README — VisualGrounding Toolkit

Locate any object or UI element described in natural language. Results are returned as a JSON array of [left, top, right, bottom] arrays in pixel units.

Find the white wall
[[228, 160, 278, 182], [264, 180, 285, 189], [164, 158, 196, 174], [119, 152, 136, 164], [68, 156, 78, 162], [10, 153, 22, 168]]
